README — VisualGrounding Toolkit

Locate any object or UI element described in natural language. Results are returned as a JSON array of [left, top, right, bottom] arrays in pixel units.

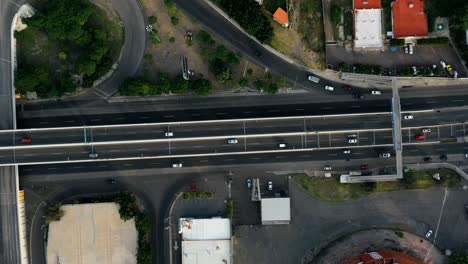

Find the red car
[[190, 181, 197, 192], [21, 137, 32, 143], [360, 164, 369, 170], [415, 134, 425, 141]]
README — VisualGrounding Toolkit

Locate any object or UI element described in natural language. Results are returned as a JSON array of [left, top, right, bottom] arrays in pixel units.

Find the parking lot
[[231, 174, 289, 225], [326, 44, 467, 77], [233, 178, 468, 264]]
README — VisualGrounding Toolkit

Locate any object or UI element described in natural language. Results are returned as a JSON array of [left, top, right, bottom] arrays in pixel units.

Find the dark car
[[360, 164, 369, 170], [465, 204, 468, 216], [191, 181, 197, 192], [107, 179, 117, 184]]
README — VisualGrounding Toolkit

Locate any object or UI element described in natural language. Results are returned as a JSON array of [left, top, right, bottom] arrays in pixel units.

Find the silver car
[[227, 138, 238, 144], [348, 138, 358, 144]]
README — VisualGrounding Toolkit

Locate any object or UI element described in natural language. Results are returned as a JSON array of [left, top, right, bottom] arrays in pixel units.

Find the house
[[353, 0, 383, 49], [272, 7, 289, 27], [392, 0, 428, 38], [353, 0, 381, 9]]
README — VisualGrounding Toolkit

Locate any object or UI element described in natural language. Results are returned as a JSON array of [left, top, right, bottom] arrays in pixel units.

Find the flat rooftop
[[182, 240, 231, 264], [179, 217, 231, 241], [354, 9, 383, 49]]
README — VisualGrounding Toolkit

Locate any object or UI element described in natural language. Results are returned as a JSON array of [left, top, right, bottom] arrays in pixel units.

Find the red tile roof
[[392, 0, 428, 38], [273, 7, 288, 26], [354, 0, 381, 9]]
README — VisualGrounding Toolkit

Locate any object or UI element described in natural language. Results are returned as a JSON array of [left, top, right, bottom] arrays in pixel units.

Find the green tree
[[148, 16, 158, 25], [119, 78, 160, 96], [45, 202, 64, 222], [79, 60, 97, 76], [115, 192, 136, 221], [190, 79, 213, 96], [330, 4, 342, 26], [196, 30, 215, 46]]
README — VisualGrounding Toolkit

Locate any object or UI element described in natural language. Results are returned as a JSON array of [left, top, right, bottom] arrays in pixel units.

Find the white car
[[408, 44, 414, 55], [348, 139, 358, 144], [88, 152, 99, 158], [380, 153, 391, 158], [268, 181, 273, 190], [278, 143, 287, 148], [172, 163, 183, 168], [422, 128, 431, 133], [465, 153, 468, 158], [324, 85, 334, 92], [308, 75, 320, 83], [440, 60, 446, 68], [425, 229, 433, 238], [403, 114, 414, 120], [227, 138, 238, 144], [165, 131, 174, 137], [371, 89, 382, 95], [323, 166, 332, 171], [343, 149, 351, 154]]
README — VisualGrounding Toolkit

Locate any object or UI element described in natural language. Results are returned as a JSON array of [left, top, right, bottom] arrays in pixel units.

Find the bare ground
[[140, 0, 267, 92]]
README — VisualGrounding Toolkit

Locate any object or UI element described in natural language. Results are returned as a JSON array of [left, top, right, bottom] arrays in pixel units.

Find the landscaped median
[[295, 169, 461, 202]]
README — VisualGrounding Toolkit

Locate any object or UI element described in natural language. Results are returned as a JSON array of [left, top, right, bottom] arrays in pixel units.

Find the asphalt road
[[17, 93, 468, 129], [87, 0, 146, 98], [0, 1, 24, 263], [2, 110, 468, 165], [19, 144, 468, 264]]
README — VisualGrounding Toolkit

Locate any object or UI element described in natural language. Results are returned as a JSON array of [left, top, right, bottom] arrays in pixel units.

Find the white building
[[354, 9, 384, 49], [261, 197, 291, 225], [179, 217, 232, 264]]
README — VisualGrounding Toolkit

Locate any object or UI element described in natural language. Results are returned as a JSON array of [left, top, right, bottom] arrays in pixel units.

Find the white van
[[308, 75, 320, 83]]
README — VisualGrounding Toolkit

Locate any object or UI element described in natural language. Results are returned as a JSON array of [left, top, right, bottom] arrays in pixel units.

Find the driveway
[[234, 178, 468, 264], [326, 44, 467, 77]]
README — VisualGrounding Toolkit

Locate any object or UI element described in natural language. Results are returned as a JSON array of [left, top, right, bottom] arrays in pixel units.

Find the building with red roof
[[272, 7, 289, 27], [392, 0, 428, 38], [345, 250, 424, 264], [354, 0, 382, 9]]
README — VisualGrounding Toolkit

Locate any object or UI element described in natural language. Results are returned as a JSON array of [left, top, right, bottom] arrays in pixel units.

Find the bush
[[45, 202, 64, 222], [450, 253, 468, 264], [227, 199, 234, 218], [196, 30, 215, 45], [136, 212, 152, 264], [170, 16, 179, 25], [115, 192, 136, 221], [169, 36, 175, 43], [330, 4, 342, 26], [205, 192, 214, 199], [148, 16, 158, 24], [417, 37, 449, 45], [217, 0, 273, 43], [360, 182, 376, 192]]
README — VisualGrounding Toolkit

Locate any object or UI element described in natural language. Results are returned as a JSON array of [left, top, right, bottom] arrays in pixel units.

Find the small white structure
[[354, 9, 384, 49], [261, 198, 291, 225], [47, 203, 138, 264], [179, 217, 232, 264]]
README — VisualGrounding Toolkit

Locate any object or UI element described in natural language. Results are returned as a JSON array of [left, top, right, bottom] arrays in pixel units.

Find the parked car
[[404, 45, 409, 54], [440, 60, 446, 68], [246, 178, 252, 189], [422, 128, 431, 133], [227, 138, 238, 144], [415, 134, 425, 140], [323, 166, 332, 171], [408, 44, 414, 55], [425, 229, 433, 238], [371, 89, 382, 95], [343, 149, 351, 154], [324, 85, 334, 92], [21, 137, 32, 143], [360, 164, 369, 170], [380, 153, 391, 158], [308, 75, 320, 83], [348, 138, 358, 144], [165, 131, 174, 137], [403, 114, 414, 120], [172, 163, 183, 168], [268, 181, 273, 191]]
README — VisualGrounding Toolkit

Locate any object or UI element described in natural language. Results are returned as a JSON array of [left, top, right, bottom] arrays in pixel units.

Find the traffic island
[[302, 229, 447, 264]]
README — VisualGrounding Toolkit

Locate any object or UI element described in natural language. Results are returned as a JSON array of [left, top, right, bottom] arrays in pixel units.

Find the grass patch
[[295, 169, 461, 202], [298, 0, 324, 53]]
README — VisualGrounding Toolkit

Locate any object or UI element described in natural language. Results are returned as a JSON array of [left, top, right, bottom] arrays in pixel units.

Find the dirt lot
[[270, 0, 325, 69], [140, 0, 269, 92]]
